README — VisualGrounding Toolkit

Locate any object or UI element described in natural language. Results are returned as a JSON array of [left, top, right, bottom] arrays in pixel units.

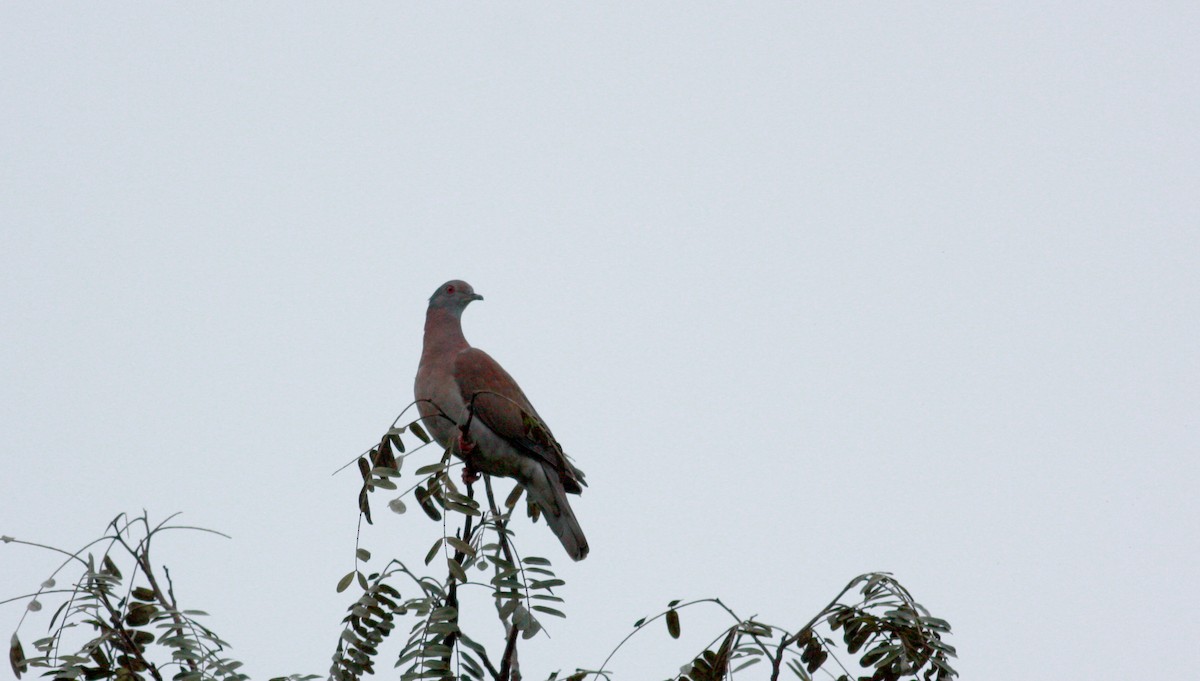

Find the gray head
[[428, 280, 483, 315]]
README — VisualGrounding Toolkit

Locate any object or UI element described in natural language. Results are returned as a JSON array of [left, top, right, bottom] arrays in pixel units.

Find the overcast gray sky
[[3, 4, 1197, 680]]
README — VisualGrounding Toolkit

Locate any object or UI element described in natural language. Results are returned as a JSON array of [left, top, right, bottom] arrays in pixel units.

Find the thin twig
[[498, 617, 520, 681], [484, 476, 523, 681], [439, 478, 477, 674]]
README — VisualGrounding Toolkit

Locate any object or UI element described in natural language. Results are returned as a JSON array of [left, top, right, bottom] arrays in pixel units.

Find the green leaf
[[741, 620, 772, 637], [356, 548, 372, 562], [415, 486, 443, 521], [388, 498, 407, 514], [131, 587, 156, 601], [359, 486, 373, 524], [860, 645, 888, 667], [377, 437, 397, 468], [445, 501, 481, 517], [101, 555, 122, 579], [337, 571, 356, 593], [498, 597, 520, 620], [10, 633, 27, 679], [532, 605, 566, 618], [922, 616, 952, 631], [807, 649, 828, 673], [388, 432, 406, 454], [424, 538, 443, 565], [732, 657, 762, 673], [666, 609, 681, 639], [932, 657, 958, 677], [520, 616, 541, 639], [415, 462, 445, 476], [794, 627, 813, 647], [125, 603, 157, 626], [504, 485, 524, 509], [446, 537, 475, 557], [786, 658, 809, 680], [847, 631, 869, 654], [131, 630, 155, 647], [410, 422, 431, 443], [447, 557, 468, 582]]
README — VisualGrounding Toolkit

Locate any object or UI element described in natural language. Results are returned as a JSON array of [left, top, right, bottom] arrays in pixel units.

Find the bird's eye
[[447, 285, 456, 294]]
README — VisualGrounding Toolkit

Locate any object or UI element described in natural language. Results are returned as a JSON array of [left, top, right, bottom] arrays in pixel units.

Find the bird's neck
[[422, 307, 470, 360]]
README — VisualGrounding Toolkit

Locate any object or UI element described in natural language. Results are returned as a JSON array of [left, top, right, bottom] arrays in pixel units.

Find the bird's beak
[[472, 293, 484, 301]]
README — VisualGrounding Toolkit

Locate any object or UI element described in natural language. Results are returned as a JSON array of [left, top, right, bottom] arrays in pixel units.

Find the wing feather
[[454, 348, 585, 493]]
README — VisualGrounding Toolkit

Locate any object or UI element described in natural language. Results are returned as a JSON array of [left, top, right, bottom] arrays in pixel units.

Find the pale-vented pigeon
[[414, 280, 588, 561]]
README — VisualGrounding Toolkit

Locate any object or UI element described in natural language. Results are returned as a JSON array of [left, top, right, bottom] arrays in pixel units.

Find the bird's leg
[[457, 424, 481, 485], [456, 423, 477, 457]]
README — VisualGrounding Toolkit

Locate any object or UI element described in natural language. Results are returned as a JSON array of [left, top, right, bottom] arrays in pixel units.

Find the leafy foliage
[[582, 572, 956, 681], [2, 513, 283, 681], [5, 404, 959, 681], [333, 412, 566, 681]]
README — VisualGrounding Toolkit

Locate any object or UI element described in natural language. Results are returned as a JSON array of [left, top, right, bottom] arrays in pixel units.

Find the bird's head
[[428, 280, 483, 316]]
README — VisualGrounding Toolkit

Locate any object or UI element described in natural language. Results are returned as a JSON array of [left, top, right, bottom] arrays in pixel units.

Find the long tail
[[524, 465, 589, 561]]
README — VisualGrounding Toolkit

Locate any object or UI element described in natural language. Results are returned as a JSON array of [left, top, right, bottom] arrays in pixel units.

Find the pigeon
[[414, 280, 588, 560]]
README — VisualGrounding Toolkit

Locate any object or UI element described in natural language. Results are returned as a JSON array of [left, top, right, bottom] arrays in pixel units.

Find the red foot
[[457, 426, 480, 485], [462, 465, 481, 485], [456, 426, 477, 457]]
